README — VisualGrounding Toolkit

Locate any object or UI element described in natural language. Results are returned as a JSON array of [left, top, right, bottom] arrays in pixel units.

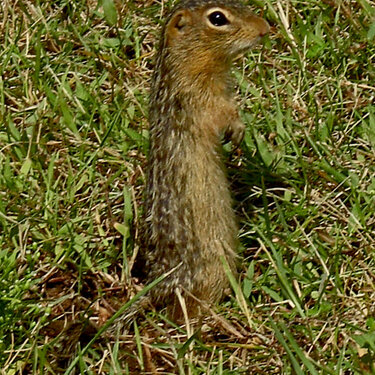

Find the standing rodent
[[111, 0, 269, 331], [143, 0, 269, 318]]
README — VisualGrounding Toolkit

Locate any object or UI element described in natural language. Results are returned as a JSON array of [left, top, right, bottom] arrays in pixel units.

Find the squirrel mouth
[[231, 36, 264, 57]]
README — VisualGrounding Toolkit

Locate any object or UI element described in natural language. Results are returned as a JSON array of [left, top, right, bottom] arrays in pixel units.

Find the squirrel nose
[[251, 15, 270, 37], [259, 20, 270, 37]]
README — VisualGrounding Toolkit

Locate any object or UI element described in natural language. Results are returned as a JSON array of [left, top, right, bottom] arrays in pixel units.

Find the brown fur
[[143, 0, 269, 318]]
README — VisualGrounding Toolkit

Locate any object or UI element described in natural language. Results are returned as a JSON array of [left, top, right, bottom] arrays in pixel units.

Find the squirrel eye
[[208, 11, 229, 27]]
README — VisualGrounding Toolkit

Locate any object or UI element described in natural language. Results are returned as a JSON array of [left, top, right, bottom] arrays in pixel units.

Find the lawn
[[1, 0, 375, 373]]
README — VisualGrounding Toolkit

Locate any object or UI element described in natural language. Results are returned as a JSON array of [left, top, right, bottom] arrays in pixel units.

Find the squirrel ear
[[167, 9, 191, 35]]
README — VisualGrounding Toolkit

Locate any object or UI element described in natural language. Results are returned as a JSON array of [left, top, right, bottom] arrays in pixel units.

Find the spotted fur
[[143, 0, 269, 317]]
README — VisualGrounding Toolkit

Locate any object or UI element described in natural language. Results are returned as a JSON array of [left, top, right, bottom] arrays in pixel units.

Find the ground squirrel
[[115, 0, 269, 328], [143, 0, 269, 317]]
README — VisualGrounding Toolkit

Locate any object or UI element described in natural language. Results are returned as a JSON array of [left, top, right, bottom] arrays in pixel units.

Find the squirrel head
[[163, 0, 269, 64]]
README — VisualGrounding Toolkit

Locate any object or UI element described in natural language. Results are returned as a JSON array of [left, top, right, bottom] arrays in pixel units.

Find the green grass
[[1, 0, 375, 373]]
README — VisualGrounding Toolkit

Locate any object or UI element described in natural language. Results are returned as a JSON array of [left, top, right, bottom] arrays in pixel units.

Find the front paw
[[225, 120, 245, 147]]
